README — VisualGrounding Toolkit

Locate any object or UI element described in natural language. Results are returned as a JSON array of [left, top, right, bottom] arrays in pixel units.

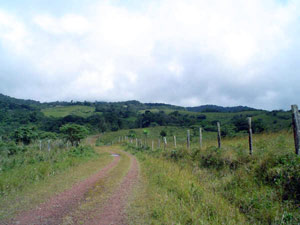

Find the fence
[[116, 104, 300, 155]]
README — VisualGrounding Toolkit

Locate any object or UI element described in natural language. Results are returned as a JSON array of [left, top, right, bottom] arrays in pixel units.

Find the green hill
[[42, 105, 96, 118], [0, 93, 293, 138]]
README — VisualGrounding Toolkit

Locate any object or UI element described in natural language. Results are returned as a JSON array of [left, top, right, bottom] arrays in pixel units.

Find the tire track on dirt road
[[85, 152, 139, 225], [8, 155, 120, 225]]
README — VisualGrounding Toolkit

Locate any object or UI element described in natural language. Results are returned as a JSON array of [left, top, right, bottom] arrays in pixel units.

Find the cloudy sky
[[0, 0, 299, 109]]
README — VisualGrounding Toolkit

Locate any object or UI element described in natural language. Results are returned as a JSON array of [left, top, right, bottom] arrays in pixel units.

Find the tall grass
[[0, 141, 97, 197], [124, 129, 300, 224], [128, 153, 247, 224]]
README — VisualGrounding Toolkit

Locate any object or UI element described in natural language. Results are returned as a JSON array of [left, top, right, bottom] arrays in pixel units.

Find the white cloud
[[34, 14, 91, 35], [0, 0, 300, 109], [0, 10, 30, 53]]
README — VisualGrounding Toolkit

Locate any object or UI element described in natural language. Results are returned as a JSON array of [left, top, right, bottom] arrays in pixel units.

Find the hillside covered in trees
[[0, 93, 292, 141]]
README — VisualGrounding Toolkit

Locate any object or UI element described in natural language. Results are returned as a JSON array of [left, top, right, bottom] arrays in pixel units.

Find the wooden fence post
[[187, 130, 190, 149], [199, 127, 202, 149], [39, 140, 42, 151], [248, 117, 253, 155], [217, 122, 221, 148], [152, 140, 154, 151], [291, 105, 300, 155], [163, 137, 167, 150], [174, 136, 177, 148], [158, 139, 160, 148], [136, 138, 138, 147], [48, 140, 51, 152]]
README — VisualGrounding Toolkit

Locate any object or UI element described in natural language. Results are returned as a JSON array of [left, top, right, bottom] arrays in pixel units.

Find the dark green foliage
[[38, 131, 57, 140], [232, 115, 249, 132], [256, 153, 300, 203], [0, 141, 23, 156], [160, 130, 167, 137], [60, 124, 89, 146], [0, 93, 293, 138], [187, 104, 258, 113], [128, 130, 136, 138], [252, 119, 266, 133], [13, 126, 38, 145]]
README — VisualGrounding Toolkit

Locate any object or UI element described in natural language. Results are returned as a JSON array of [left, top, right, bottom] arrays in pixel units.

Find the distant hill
[[0, 93, 40, 109], [0, 93, 292, 137], [144, 103, 185, 111], [186, 105, 260, 113]]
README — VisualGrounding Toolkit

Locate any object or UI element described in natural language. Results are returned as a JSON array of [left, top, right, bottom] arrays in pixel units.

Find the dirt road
[[6, 148, 139, 225]]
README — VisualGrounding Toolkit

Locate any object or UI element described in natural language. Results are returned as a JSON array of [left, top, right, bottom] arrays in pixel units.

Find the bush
[[0, 141, 23, 156], [256, 153, 300, 203], [68, 145, 96, 157], [13, 126, 38, 145]]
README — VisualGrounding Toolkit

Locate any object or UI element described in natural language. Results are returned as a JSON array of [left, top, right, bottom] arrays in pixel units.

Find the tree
[[252, 119, 266, 133], [39, 131, 57, 140], [60, 124, 88, 146], [13, 126, 38, 145], [160, 130, 167, 137], [232, 116, 248, 132]]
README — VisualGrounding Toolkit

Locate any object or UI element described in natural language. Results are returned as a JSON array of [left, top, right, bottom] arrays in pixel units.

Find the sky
[[0, 0, 299, 110]]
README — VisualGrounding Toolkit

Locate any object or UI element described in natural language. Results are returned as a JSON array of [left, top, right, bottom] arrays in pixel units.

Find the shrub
[[256, 153, 300, 203]]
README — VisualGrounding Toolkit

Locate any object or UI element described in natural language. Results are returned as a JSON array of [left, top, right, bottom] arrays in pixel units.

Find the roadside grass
[[42, 105, 96, 118], [124, 129, 300, 224], [0, 144, 112, 220], [127, 152, 247, 224], [0, 144, 97, 197]]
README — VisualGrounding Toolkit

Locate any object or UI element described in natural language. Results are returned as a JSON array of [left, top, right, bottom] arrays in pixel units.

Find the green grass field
[[42, 105, 96, 118]]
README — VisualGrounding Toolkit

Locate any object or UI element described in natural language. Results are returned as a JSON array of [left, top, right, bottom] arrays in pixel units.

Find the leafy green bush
[[13, 126, 38, 145], [256, 153, 300, 203], [0, 141, 23, 156], [196, 146, 245, 170]]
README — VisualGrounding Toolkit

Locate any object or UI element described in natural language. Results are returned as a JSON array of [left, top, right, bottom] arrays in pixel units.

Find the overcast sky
[[0, 0, 299, 109]]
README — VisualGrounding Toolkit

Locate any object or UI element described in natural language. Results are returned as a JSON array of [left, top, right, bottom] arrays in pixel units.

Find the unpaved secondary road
[[7, 149, 139, 225], [87, 152, 139, 225]]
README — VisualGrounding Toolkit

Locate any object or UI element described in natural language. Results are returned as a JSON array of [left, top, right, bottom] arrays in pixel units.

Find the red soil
[[86, 153, 139, 225], [7, 156, 120, 225]]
